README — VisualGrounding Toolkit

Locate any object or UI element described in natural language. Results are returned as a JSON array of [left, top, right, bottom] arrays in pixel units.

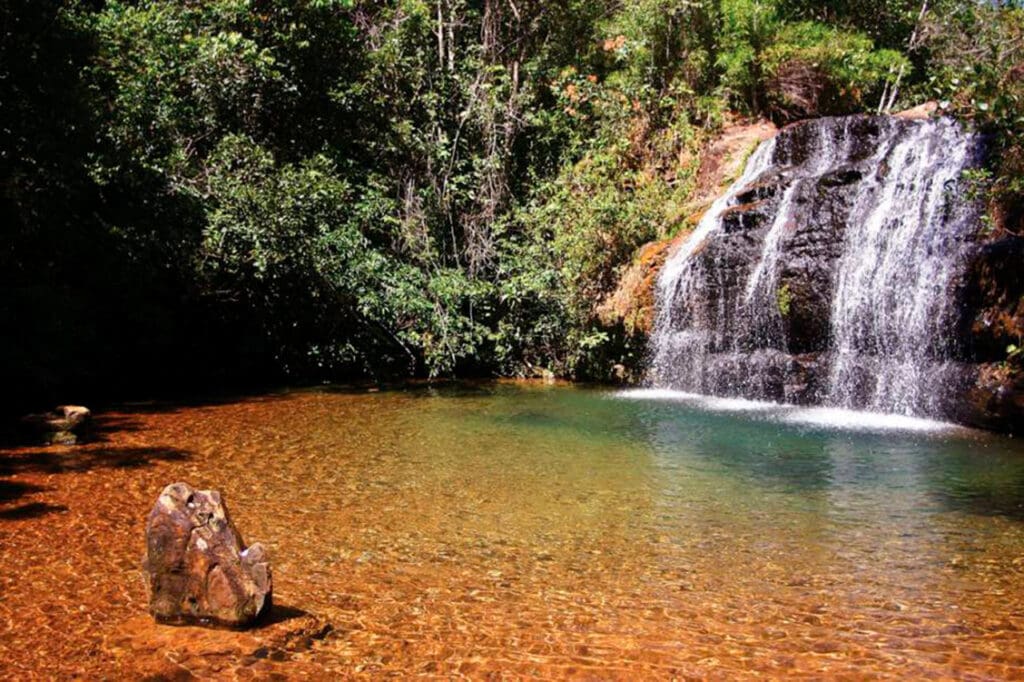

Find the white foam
[[613, 389, 961, 434], [776, 406, 957, 433], [616, 388, 779, 413]]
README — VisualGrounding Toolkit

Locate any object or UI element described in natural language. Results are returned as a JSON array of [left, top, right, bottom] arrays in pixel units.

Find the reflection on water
[[2, 383, 1024, 678]]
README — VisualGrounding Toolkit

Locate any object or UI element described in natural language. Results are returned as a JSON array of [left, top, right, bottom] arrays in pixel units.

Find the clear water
[[2, 383, 1024, 677]]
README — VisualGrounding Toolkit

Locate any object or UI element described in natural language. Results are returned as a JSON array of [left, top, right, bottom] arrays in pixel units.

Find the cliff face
[[622, 112, 1022, 432], [597, 120, 779, 338], [956, 236, 1024, 431]]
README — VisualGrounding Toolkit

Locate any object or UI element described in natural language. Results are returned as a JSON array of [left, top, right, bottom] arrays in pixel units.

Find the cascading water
[[826, 121, 981, 415], [649, 115, 985, 419]]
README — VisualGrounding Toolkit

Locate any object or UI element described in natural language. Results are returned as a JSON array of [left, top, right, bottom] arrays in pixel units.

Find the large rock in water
[[143, 482, 272, 628]]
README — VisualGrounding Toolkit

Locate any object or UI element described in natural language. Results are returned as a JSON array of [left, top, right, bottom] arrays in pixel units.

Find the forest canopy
[[2, 0, 1022, 407]]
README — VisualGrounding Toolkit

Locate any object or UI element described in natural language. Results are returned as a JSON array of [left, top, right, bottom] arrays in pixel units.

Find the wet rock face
[[686, 117, 901, 364], [654, 117, 912, 405], [963, 236, 1024, 362], [652, 113, 1024, 429], [958, 364, 1024, 434], [144, 482, 272, 628], [957, 235, 1024, 431]]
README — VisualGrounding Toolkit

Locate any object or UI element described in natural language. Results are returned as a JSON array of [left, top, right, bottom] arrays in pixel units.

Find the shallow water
[[2, 382, 1024, 678]]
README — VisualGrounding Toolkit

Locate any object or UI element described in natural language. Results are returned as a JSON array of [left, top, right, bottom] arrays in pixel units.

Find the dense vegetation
[[2, 0, 1022, 408]]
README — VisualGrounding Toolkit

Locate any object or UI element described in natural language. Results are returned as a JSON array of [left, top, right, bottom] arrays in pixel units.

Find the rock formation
[[20, 405, 91, 444], [648, 113, 1023, 431], [598, 119, 779, 339], [143, 482, 272, 628]]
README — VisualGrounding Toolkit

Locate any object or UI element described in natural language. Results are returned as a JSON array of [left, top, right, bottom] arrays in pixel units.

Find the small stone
[[20, 405, 92, 445], [143, 482, 272, 628]]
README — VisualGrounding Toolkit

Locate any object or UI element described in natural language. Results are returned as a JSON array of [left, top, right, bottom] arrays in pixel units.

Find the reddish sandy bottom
[[2, 384, 1024, 679]]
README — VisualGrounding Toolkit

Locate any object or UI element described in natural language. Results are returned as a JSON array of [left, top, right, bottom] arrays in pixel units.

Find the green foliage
[[713, 0, 909, 117], [498, 137, 694, 377], [598, 0, 719, 116], [1008, 343, 1023, 364], [716, 0, 783, 109], [92, 1, 284, 186], [779, 0, 930, 50], [777, 284, 793, 317], [199, 134, 495, 377], [3, 0, 1022, 400], [762, 22, 908, 117], [919, 3, 1024, 215]]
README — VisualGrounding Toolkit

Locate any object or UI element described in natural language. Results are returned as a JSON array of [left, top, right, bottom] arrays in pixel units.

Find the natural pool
[[2, 382, 1024, 678]]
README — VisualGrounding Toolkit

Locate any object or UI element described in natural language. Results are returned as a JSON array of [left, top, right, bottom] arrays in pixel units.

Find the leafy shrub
[[762, 22, 908, 119], [920, 4, 1024, 223]]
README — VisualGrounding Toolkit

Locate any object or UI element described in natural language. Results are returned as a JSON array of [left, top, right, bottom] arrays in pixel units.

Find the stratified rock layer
[[144, 482, 272, 627]]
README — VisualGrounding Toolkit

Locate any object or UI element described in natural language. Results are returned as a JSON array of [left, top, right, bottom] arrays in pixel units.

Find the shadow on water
[[105, 392, 287, 416], [258, 604, 311, 628], [0, 390, 292, 449], [0, 502, 69, 520], [0, 411, 155, 448], [314, 379, 504, 400], [0, 445, 192, 477], [0, 479, 46, 502], [0, 445, 193, 522]]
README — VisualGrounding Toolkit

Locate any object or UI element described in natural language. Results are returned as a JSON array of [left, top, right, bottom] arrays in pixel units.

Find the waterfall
[[649, 115, 984, 419], [826, 121, 980, 415]]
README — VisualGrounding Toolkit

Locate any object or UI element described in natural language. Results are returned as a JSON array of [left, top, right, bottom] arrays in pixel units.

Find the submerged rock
[[20, 405, 91, 444], [143, 482, 272, 628]]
